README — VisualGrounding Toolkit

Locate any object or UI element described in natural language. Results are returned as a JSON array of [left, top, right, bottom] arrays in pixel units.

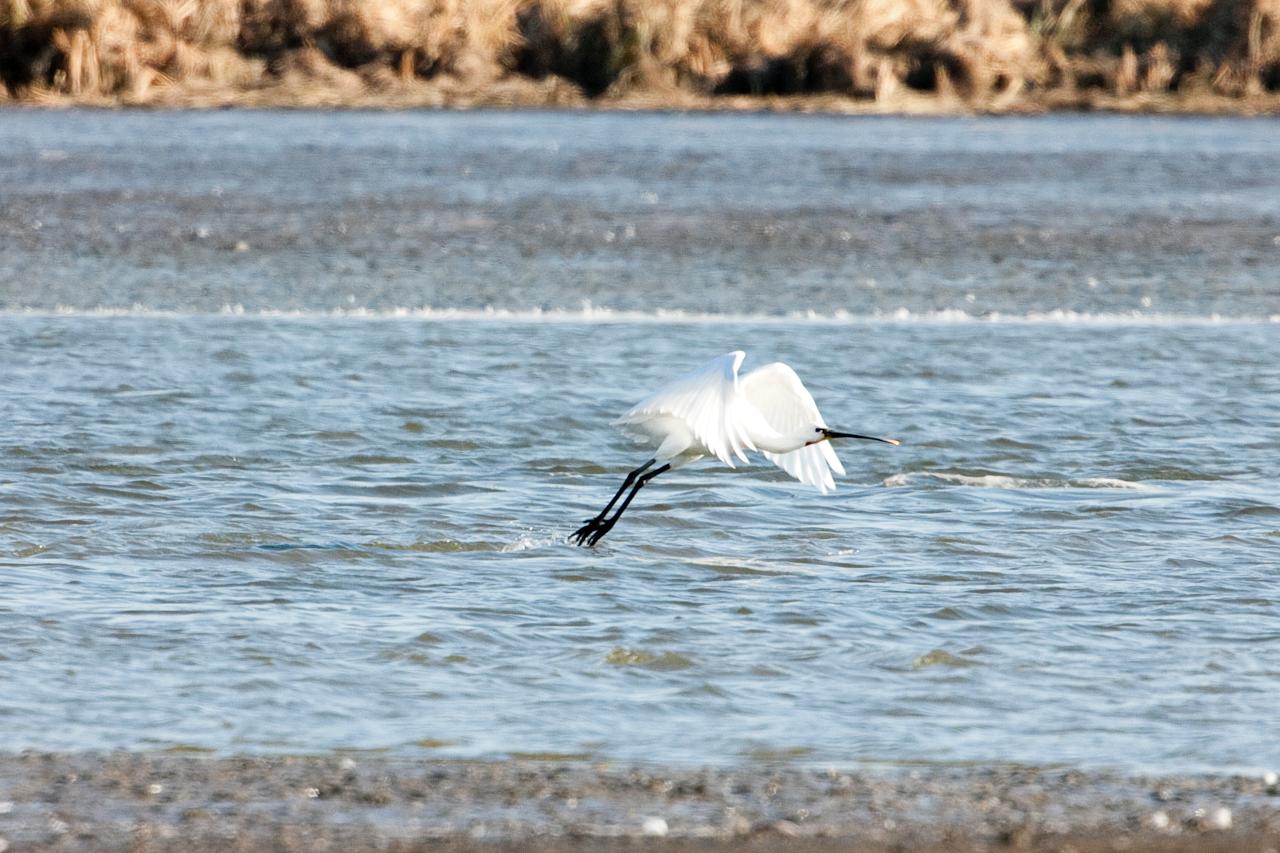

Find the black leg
[[570, 459, 655, 545], [583, 463, 671, 547]]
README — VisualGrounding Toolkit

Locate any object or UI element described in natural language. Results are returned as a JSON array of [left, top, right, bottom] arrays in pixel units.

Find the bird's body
[[616, 351, 847, 491], [571, 351, 897, 545]]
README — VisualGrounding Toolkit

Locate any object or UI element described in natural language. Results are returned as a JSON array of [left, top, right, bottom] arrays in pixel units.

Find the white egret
[[571, 351, 899, 546]]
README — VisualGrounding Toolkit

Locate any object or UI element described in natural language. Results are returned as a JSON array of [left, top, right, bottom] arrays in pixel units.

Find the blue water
[[1, 111, 1279, 772]]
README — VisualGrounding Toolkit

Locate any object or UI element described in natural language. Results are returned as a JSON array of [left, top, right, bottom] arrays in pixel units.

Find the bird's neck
[[735, 399, 810, 454], [744, 425, 807, 454]]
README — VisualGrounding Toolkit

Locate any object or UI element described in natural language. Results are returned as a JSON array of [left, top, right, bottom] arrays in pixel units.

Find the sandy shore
[[1, 753, 1277, 852], [9, 79, 1280, 114]]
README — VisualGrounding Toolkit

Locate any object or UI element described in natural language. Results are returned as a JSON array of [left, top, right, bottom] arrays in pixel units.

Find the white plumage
[[741, 360, 849, 493], [571, 351, 898, 546], [615, 351, 846, 492]]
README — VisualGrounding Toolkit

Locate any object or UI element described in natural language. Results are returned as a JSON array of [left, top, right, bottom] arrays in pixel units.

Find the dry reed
[[0, 0, 1276, 107]]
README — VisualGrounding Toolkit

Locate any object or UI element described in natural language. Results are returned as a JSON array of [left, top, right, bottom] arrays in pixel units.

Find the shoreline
[[2, 752, 1277, 852], [6, 84, 1280, 115]]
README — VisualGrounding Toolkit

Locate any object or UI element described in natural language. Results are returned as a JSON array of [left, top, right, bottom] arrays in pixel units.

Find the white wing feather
[[613, 351, 758, 466], [740, 362, 846, 493]]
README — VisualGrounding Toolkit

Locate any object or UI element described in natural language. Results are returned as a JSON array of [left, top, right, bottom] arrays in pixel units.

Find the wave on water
[[6, 303, 1279, 326], [884, 472, 1155, 490]]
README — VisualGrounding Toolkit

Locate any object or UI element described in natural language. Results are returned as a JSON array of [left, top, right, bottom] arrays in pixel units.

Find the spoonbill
[[570, 351, 898, 546]]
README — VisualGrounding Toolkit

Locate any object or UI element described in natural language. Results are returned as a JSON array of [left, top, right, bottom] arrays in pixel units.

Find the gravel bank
[[1, 754, 1277, 852]]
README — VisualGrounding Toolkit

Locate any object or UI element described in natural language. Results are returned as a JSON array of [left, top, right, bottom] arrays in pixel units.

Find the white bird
[[571, 351, 898, 546]]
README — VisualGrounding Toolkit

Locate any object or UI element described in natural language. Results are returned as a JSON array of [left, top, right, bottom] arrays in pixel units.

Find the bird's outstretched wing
[[740, 362, 846, 493], [614, 351, 758, 466]]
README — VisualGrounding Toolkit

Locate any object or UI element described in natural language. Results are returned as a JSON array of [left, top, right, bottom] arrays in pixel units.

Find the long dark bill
[[822, 429, 900, 446]]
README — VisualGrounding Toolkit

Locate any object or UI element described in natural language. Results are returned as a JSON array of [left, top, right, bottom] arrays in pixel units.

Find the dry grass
[[0, 0, 1277, 109]]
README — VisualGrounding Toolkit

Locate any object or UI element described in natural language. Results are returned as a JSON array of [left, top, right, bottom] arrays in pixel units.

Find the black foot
[[570, 460, 668, 547], [570, 513, 623, 547], [585, 519, 618, 546], [570, 516, 607, 546]]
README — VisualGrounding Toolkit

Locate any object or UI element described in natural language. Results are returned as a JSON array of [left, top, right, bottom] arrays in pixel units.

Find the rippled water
[[2, 111, 1279, 773]]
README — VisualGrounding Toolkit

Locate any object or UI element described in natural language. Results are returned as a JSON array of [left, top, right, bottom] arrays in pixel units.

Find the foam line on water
[[884, 472, 1156, 490], [5, 304, 1279, 325]]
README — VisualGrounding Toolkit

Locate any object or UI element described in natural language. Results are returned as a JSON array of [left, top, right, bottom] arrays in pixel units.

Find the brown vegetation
[[1, 0, 1278, 110]]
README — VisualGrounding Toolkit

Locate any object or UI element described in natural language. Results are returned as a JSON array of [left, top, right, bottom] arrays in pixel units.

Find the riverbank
[[1, 753, 1277, 852], [9, 77, 1280, 114], [3, 0, 1279, 114]]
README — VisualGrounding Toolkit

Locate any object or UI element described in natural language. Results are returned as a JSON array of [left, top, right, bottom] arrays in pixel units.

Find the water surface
[[1, 111, 1278, 773]]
